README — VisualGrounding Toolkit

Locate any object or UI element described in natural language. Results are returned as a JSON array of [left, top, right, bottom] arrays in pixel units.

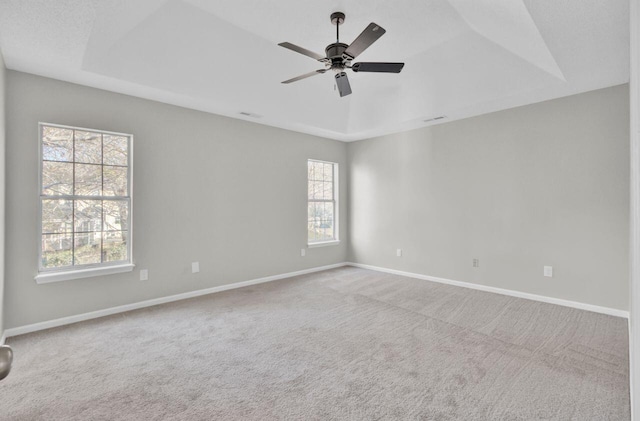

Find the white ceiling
[[0, 0, 629, 141]]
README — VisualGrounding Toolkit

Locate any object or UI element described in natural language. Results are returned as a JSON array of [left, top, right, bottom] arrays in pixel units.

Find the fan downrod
[[327, 12, 349, 71]]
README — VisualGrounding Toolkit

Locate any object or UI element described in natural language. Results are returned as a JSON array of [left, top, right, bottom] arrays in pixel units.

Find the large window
[[308, 159, 338, 245], [38, 123, 132, 281]]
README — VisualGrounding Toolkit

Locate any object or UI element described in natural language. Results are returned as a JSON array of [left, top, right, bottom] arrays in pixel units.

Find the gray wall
[[3, 70, 629, 329], [0, 52, 5, 338], [348, 85, 630, 311], [5, 71, 348, 329]]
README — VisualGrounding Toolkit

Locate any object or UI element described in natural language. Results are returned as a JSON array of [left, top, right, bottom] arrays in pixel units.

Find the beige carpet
[[1, 267, 630, 420]]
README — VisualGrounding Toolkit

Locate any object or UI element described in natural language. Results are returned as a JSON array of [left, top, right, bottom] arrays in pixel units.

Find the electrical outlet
[[140, 269, 148, 281], [473, 259, 479, 268], [396, 249, 402, 257], [192, 262, 200, 273], [544, 266, 553, 277], [301, 248, 306, 257]]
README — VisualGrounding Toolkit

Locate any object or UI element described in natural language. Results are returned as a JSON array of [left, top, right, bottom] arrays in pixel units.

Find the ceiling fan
[[278, 12, 405, 97]]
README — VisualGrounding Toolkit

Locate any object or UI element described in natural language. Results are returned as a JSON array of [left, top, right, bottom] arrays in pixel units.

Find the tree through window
[[39, 124, 132, 272], [308, 159, 338, 244]]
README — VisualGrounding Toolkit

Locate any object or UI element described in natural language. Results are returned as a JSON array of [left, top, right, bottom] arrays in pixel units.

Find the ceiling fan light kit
[[278, 12, 405, 97]]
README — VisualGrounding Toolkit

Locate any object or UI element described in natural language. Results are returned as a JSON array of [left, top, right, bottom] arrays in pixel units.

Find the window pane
[[317, 228, 328, 241], [42, 127, 73, 162], [307, 221, 316, 242], [42, 161, 73, 195], [103, 231, 128, 262], [42, 199, 73, 234], [74, 131, 102, 164], [310, 162, 322, 181], [312, 202, 334, 241], [323, 181, 333, 200], [323, 203, 334, 240], [309, 180, 316, 200], [308, 161, 315, 181], [103, 166, 128, 196], [309, 180, 323, 200], [42, 233, 73, 269], [308, 201, 335, 242], [308, 201, 320, 222], [75, 200, 102, 232], [75, 163, 102, 196], [318, 203, 331, 221], [316, 163, 325, 180], [74, 232, 102, 265], [323, 163, 333, 182], [103, 135, 128, 166], [103, 200, 128, 231], [308, 202, 318, 242], [325, 227, 334, 240]]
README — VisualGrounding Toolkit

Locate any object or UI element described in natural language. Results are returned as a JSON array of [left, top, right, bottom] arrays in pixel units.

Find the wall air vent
[[424, 116, 447, 123]]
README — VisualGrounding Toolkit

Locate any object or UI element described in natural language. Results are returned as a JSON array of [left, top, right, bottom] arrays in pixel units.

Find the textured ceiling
[[0, 0, 629, 141]]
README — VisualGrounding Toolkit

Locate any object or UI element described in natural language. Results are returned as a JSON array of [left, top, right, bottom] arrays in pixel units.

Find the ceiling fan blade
[[278, 42, 326, 61], [281, 69, 327, 84], [335, 72, 352, 97], [351, 62, 405, 73], [344, 23, 386, 59]]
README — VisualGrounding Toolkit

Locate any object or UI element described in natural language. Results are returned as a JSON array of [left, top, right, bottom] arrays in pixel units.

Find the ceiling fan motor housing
[[325, 43, 350, 69]]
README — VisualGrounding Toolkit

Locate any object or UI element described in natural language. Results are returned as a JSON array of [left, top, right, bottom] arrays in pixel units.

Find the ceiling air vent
[[239, 111, 262, 118], [424, 116, 447, 123]]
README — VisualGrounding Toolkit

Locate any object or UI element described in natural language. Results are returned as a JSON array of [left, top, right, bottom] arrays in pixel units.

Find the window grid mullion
[[101, 133, 104, 263], [332, 164, 335, 200], [71, 129, 76, 266], [42, 160, 128, 168], [41, 195, 129, 201]]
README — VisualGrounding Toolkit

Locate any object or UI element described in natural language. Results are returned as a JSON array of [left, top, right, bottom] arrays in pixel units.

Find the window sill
[[308, 240, 341, 248], [35, 263, 136, 284]]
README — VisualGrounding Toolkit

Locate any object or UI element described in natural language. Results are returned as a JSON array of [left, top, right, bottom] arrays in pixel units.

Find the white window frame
[[307, 159, 340, 247], [35, 123, 135, 283]]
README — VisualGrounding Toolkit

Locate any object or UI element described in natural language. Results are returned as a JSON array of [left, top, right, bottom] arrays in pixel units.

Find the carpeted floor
[[1, 267, 630, 420]]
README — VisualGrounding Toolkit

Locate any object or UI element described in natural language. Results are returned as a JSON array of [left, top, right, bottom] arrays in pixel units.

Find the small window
[[308, 159, 339, 245], [38, 123, 132, 276]]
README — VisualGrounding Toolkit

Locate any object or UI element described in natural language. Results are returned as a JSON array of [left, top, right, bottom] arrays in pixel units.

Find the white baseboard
[[346, 262, 629, 319], [4, 262, 349, 338], [5, 261, 628, 339]]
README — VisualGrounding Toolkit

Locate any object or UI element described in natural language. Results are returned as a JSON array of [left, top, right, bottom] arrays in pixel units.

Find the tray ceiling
[[0, 0, 629, 141]]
